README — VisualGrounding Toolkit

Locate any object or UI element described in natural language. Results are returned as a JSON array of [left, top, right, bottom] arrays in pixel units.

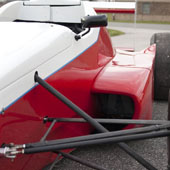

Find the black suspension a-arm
[[34, 72, 157, 170], [24, 130, 170, 154]]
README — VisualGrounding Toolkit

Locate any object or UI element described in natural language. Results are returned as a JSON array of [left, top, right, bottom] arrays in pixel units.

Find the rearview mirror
[[81, 15, 108, 28]]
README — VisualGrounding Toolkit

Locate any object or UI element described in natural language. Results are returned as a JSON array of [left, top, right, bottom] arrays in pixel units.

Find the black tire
[[167, 89, 170, 170], [150, 33, 170, 100]]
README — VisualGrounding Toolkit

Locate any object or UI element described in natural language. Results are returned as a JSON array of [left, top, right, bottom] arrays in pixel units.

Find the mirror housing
[[81, 15, 108, 28]]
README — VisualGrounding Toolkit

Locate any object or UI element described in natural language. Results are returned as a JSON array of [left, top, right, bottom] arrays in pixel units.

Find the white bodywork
[[0, 22, 73, 91], [0, 0, 135, 112], [0, 0, 135, 22], [0, 0, 99, 112], [24, 0, 81, 6], [0, 1, 85, 23]]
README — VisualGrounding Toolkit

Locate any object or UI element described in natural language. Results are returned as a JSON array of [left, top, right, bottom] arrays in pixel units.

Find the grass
[[107, 28, 124, 37], [107, 13, 114, 22]]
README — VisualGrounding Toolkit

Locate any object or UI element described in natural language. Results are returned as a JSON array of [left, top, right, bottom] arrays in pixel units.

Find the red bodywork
[[0, 27, 156, 169]]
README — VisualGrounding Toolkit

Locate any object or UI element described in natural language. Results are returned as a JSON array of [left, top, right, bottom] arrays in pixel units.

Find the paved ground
[[52, 23, 170, 170], [52, 102, 168, 170], [108, 22, 170, 51]]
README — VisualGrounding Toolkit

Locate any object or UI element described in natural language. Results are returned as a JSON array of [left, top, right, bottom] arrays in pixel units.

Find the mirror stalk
[[75, 28, 90, 41]]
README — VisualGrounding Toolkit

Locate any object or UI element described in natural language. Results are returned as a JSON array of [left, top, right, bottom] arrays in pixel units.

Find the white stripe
[[89, 2, 136, 10]]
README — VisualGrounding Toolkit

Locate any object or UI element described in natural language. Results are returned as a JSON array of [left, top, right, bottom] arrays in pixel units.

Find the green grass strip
[[107, 29, 124, 37]]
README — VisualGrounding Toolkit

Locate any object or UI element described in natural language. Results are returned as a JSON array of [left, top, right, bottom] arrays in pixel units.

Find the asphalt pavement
[[108, 22, 170, 51], [53, 23, 170, 170], [52, 102, 168, 170]]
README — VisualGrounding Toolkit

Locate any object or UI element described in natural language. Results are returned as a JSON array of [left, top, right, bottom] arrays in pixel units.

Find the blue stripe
[[1, 31, 100, 114]]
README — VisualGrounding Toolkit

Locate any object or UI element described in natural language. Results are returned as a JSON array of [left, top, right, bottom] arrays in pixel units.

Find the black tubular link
[[44, 117, 169, 125], [27, 123, 170, 148], [25, 130, 170, 154], [34, 72, 157, 170], [40, 120, 57, 142]]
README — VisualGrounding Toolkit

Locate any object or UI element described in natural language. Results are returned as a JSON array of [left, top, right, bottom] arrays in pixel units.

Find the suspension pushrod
[[24, 130, 170, 154], [44, 117, 169, 125], [56, 151, 106, 170], [34, 73, 157, 170], [26, 123, 170, 148]]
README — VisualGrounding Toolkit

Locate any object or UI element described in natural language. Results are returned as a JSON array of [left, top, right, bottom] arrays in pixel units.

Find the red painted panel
[[92, 45, 156, 128], [0, 27, 114, 170], [95, 8, 135, 14], [0, 27, 155, 169]]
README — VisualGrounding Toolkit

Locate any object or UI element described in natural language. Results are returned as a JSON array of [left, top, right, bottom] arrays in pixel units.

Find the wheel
[[150, 33, 170, 100], [167, 89, 170, 170]]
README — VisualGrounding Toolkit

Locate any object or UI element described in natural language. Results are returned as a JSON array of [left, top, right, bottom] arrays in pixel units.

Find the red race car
[[0, 0, 169, 170]]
